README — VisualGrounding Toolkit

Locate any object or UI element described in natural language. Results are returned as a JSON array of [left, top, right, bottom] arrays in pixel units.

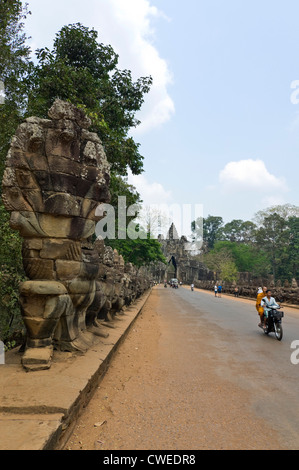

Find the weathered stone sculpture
[[2, 100, 152, 371], [2, 100, 111, 370]]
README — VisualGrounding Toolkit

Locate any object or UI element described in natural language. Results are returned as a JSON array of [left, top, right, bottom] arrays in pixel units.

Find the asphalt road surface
[[177, 286, 299, 449], [67, 286, 299, 450]]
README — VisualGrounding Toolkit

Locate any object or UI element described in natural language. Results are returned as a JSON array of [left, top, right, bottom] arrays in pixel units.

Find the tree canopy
[[193, 204, 299, 283], [0, 0, 32, 181], [107, 224, 166, 269], [26, 23, 152, 177]]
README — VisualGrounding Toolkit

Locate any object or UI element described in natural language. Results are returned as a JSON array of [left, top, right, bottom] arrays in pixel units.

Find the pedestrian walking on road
[[214, 284, 218, 297], [218, 285, 222, 298]]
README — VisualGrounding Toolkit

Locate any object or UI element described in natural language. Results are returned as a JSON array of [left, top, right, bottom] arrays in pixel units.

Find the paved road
[[67, 286, 299, 450], [174, 286, 299, 449]]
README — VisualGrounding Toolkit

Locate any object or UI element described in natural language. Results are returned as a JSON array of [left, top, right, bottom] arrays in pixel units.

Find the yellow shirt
[[256, 292, 264, 315]]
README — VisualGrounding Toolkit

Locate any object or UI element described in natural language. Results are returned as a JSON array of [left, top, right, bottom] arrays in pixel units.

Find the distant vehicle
[[170, 278, 179, 288]]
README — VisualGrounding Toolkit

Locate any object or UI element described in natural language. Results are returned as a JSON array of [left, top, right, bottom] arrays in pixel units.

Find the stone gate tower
[[154, 224, 201, 283]]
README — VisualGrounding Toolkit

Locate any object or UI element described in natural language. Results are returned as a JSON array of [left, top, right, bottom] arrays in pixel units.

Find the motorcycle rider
[[261, 289, 280, 329]]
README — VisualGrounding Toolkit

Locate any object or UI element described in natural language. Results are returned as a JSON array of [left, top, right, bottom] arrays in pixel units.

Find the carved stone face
[[2, 99, 111, 241]]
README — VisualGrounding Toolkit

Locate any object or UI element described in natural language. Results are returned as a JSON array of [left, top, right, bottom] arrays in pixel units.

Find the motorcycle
[[260, 306, 284, 341], [164, 283, 167, 288]]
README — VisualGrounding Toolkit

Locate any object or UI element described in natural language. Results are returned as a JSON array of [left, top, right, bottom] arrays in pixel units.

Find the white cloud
[[261, 195, 286, 207], [127, 172, 202, 239], [127, 171, 172, 206], [219, 159, 288, 193], [97, 0, 175, 134], [26, 0, 175, 134]]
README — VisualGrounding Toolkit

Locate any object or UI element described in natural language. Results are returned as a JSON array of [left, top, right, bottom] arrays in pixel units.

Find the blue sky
[[25, 0, 299, 225]]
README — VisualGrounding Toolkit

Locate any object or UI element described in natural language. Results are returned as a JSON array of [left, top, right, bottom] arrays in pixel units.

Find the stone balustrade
[[2, 100, 151, 371]]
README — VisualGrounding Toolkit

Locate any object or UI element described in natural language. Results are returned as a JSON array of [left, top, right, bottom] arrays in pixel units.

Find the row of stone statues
[[2, 100, 151, 371]]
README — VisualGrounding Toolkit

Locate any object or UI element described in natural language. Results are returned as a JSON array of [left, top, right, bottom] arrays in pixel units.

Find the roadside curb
[[0, 289, 152, 451]]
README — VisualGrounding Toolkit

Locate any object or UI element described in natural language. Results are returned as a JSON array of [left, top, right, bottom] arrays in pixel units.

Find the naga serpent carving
[[2, 100, 151, 371]]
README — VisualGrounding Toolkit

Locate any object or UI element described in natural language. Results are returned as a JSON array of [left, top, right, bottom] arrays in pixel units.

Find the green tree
[[192, 215, 223, 251], [220, 259, 238, 283], [254, 204, 299, 226], [0, 0, 31, 342], [202, 245, 238, 282], [203, 215, 223, 250], [220, 219, 257, 244], [253, 205, 299, 281], [276, 216, 299, 282], [202, 245, 233, 273], [287, 217, 299, 281], [26, 23, 152, 177], [211, 241, 270, 277], [0, 204, 26, 341], [107, 224, 166, 269], [109, 174, 142, 220], [254, 212, 289, 281], [0, 0, 32, 181]]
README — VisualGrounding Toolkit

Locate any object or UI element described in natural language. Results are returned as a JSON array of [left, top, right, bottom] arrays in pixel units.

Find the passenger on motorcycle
[[261, 289, 280, 329], [256, 286, 267, 327]]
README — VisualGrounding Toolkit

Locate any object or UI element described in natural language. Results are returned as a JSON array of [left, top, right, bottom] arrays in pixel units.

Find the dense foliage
[[0, 204, 25, 341], [0, 0, 31, 341], [26, 23, 152, 178], [192, 204, 299, 283], [107, 224, 167, 269], [0, 0, 32, 181]]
